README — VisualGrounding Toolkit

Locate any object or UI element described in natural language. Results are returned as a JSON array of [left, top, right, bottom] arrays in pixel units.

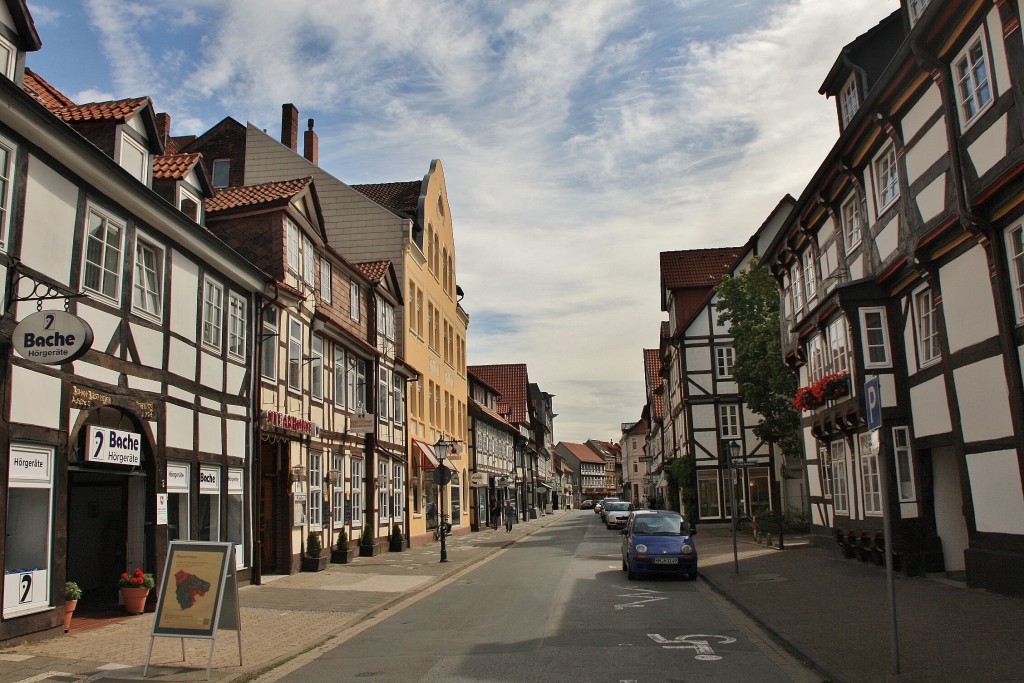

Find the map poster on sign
[[151, 542, 233, 638]]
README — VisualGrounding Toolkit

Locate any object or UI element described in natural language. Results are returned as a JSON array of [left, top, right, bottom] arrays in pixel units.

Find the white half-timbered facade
[[764, 0, 1024, 595], [0, 3, 266, 642]]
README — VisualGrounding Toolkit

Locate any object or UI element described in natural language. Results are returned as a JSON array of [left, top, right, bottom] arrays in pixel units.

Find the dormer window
[[0, 36, 14, 80], [212, 159, 230, 188], [118, 133, 149, 184], [908, 0, 931, 25], [839, 75, 859, 128], [178, 186, 201, 222]]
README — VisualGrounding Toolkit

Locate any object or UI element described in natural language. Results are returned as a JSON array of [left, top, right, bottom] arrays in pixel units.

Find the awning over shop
[[413, 439, 439, 470], [538, 482, 554, 490]]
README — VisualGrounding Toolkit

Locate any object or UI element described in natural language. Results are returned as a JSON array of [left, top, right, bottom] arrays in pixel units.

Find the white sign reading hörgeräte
[[86, 426, 142, 466], [12, 310, 94, 364]]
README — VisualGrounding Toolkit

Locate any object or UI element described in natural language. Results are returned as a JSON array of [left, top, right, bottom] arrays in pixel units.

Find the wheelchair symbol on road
[[647, 633, 737, 660]]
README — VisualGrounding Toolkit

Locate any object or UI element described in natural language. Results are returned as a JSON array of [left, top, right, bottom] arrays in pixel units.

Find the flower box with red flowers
[[794, 372, 850, 411]]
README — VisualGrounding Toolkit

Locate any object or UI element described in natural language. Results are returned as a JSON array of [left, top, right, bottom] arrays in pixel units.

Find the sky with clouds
[[25, 0, 896, 443]]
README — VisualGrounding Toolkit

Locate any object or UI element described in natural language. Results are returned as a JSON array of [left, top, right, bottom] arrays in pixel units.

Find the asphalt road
[[263, 512, 819, 682]]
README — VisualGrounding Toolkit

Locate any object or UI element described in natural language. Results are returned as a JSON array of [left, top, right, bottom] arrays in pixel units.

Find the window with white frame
[[334, 347, 347, 408], [179, 187, 201, 222], [202, 278, 223, 351], [211, 159, 230, 188], [875, 143, 899, 209], [827, 316, 850, 375], [818, 444, 832, 497], [351, 459, 363, 527], [82, 207, 125, 302], [309, 450, 323, 529], [348, 355, 366, 412], [198, 466, 221, 541], [892, 426, 917, 502], [791, 264, 804, 313], [377, 460, 390, 522], [378, 366, 389, 420], [0, 135, 15, 250], [394, 374, 405, 425], [841, 193, 862, 251], [262, 307, 278, 380], [287, 318, 303, 392], [0, 36, 14, 80], [914, 286, 941, 365], [909, 0, 930, 24], [302, 236, 315, 287], [715, 346, 735, 378], [320, 259, 331, 303], [227, 468, 244, 568], [311, 335, 323, 401], [393, 463, 405, 520], [804, 251, 817, 303], [377, 298, 395, 349], [808, 333, 826, 382], [286, 219, 300, 275], [718, 404, 740, 439], [954, 33, 993, 125], [831, 439, 849, 514], [350, 282, 360, 321], [859, 432, 882, 515], [332, 453, 345, 525], [1006, 225, 1024, 322], [119, 133, 149, 184], [860, 307, 892, 368], [132, 235, 163, 319], [839, 75, 859, 128], [227, 293, 246, 359]]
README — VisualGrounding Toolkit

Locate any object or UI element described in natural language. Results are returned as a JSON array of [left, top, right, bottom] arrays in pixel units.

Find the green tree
[[715, 257, 803, 459], [665, 456, 697, 520]]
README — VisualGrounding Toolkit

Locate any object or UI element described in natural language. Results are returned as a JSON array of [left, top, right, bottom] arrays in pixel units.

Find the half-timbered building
[[0, 3, 267, 642], [764, 0, 1024, 595]]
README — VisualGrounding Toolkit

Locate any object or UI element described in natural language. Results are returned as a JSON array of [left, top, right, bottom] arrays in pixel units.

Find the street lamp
[[726, 440, 741, 574], [434, 437, 457, 563]]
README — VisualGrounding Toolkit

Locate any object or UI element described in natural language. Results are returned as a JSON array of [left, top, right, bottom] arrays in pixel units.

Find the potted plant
[[118, 568, 154, 614], [359, 526, 377, 557], [64, 581, 82, 633], [331, 529, 354, 564], [389, 523, 404, 552], [301, 531, 328, 571]]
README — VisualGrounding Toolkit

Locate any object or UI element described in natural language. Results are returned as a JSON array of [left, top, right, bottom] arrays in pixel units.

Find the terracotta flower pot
[[120, 587, 150, 614], [63, 599, 77, 633]]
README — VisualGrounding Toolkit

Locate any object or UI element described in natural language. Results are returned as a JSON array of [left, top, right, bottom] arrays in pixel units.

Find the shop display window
[[4, 444, 54, 618], [166, 462, 190, 542], [198, 466, 221, 541], [227, 467, 244, 568]]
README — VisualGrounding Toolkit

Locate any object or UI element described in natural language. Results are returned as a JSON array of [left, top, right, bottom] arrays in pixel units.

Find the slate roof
[[643, 348, 663, 421], [467, 363, 530, 426], [558, 441, 606, 465], [353, 259, 391, 284], [660, 247, 743, 290], [206, 177, 312, 213], [350, 180, 421, 220], [152, 153, 201, 180]]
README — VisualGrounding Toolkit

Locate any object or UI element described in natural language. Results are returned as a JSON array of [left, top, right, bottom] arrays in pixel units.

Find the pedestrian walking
[[503, 500, 515, 532], [489, 499, 500, 530]]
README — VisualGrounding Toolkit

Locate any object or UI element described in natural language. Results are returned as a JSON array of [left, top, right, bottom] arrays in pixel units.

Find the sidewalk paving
[[1, 514, 1021, 682]]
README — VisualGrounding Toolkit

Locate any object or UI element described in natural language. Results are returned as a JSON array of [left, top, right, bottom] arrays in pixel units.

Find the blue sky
[[25, 0, 896, 442]]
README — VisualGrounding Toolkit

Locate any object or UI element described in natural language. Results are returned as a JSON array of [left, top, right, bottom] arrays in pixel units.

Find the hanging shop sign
[[470, 472, 489, 488], [349, 413, 375, 434], [261, 410, 320, 438], [85, 426, 142, 466], [12, 310, 93, 364]]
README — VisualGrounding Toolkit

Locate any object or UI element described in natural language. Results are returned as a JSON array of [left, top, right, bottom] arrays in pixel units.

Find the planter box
[[301, 555, 328, 572], [359, 543, 379, 557], [389, 540, 404, 553], [331, 548, 354, 564]]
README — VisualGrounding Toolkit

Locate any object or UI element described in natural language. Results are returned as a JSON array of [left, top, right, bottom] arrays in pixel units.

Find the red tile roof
[[51, 97, 151, 124], [152, 153, 201, 180], [467, 364, 530, 425], [23, 68, 75, 111], [350, 180, 421, 220], [558, 441, 606, 465], [643, 349, 663, 420], [206, 177, 312, 213], [660, 247, 743, 290], [469, 397, 516, 431], [353, 259, 391, 283]]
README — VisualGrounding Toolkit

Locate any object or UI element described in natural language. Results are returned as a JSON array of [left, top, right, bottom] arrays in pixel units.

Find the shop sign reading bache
[[12, 310, 93, 364], [261, 410, 319, 438], [86, 425, 142, 466]]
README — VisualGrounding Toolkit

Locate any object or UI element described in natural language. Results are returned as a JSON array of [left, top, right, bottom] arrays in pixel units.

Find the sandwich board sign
[[143, 541, 241, 680]]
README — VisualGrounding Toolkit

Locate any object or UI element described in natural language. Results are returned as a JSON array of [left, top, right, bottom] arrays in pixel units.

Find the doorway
[[932, 446, 969, 572], [260, 440, 287, 574], [67, 470, 136, 607]]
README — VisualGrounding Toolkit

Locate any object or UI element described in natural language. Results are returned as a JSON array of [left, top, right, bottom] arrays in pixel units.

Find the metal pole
[[440, 476, 448, 563], [877, 429, 899, 673], [729, 455, 739, 575]]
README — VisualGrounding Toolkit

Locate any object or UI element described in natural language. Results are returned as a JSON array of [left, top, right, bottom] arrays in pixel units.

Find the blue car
[[621, 510, 698, 580]]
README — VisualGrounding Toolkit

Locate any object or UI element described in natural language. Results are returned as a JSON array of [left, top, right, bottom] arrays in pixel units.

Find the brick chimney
[[281, 103, 299, 151], [155, 112, 171, 149], [303, 118, 318, 165]]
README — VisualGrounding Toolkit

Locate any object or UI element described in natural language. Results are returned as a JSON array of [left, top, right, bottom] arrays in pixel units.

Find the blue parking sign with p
[[865, 376, 882, 431]]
